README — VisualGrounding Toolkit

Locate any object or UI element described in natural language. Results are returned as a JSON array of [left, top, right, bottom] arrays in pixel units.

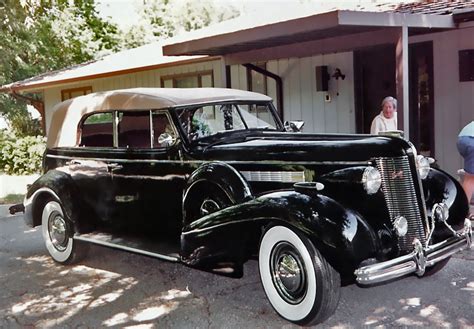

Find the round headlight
[[362, 167, 382, 194], [416, 155, 430, 179], [393, 216, 408, 237]]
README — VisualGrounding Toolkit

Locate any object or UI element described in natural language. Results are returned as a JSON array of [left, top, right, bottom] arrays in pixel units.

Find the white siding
[[42, 60, 222, 132], [230, 52, 355, 133], [410, 25, 474, 176]]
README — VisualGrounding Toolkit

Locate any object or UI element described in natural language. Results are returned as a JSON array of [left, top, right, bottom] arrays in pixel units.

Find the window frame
[[246, 62, 268, 95], [173, 100, 283, 145], [160, 70, 214, 88], [61, 86, 93, 101], [77, 109, 177, 149]]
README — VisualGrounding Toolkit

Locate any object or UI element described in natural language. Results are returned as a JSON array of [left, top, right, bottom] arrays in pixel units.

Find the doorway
[[409, 41, 434, 157], [354, 45, 396, 134], [354, 42, 435, 157]]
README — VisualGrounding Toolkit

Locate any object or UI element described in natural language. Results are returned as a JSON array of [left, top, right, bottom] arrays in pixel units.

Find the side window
[[118, 111, 151, 148], [80, 112, 114, 147], [152, 113, 175, 148], [62, 86, 92, 101]]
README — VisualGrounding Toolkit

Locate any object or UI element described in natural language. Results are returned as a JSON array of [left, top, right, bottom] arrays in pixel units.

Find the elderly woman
[[370, 96, 397, 135]]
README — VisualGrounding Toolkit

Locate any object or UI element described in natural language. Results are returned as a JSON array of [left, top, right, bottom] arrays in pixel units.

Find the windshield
[[175, 102, 281, 142]]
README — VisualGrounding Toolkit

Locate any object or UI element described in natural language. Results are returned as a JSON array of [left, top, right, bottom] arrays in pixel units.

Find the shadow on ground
[[0, 215, 473, 328]]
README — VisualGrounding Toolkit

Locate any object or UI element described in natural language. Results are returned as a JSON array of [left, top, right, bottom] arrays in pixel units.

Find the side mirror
[[158, 133, 176, 147], [284, 120, 305, 132]]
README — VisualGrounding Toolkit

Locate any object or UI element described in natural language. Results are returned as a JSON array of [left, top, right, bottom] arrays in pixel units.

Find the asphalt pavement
[[0, 206, 473, 328]]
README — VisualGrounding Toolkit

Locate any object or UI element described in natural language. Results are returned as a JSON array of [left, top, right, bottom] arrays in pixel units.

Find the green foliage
[[0, 0, 120, 135], [0, 135, 46, 175], [0, 194, 24, 205], [121, 0, 240, 47]]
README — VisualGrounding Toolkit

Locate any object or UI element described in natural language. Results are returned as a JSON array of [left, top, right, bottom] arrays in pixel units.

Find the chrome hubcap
[[48, 212, 68, 251], [200, 198, 220, 216], [270, 242, 307, 304]]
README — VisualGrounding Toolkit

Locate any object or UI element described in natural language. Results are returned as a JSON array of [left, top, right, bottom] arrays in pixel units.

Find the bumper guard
[[355, 218, 472, 285]]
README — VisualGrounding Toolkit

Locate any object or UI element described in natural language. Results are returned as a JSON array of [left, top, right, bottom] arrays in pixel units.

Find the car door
[[109, 110, 185, 237], [65, 111, 117, 225]]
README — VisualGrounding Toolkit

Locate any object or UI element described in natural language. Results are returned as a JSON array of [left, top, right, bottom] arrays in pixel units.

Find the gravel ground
[[0, 209, 473, 328]]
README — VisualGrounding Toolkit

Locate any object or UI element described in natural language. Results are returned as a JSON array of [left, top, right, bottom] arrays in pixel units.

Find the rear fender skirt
[[24, 170, 87, 234], [180, 190, 377, 278]]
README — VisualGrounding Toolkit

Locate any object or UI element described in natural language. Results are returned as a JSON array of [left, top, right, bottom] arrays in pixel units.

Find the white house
[[1, 0, 473, 175]]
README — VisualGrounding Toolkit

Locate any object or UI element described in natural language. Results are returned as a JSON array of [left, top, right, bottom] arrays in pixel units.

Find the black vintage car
[[22, 88, 471, 325]]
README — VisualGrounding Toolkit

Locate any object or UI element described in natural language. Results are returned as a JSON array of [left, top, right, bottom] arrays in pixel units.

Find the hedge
[[0, 135, 46, 175]]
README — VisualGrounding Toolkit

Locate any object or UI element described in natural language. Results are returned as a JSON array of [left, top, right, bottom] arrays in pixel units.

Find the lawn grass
[[0, 194, 24, 205]]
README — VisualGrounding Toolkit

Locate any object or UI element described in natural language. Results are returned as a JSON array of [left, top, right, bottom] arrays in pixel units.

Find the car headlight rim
[[416, 155, 430, 179], [362, 167, 382, 195], [393, 216, 408, 237]]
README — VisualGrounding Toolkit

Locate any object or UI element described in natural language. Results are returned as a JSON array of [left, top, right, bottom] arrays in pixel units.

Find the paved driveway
[[0, 210, 473, 328]]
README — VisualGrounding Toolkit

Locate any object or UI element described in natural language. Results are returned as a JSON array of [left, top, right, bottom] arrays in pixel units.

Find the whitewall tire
[[41, 200, 86, 264], [259, 225, 340, 325]]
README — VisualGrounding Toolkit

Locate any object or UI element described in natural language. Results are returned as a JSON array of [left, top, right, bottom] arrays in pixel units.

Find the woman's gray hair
[[381, 96, 397, 109]]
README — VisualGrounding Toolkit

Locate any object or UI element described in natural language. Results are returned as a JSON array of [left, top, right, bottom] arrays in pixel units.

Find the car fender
[[181, 189, 377, 279], [24, 170, 85, 234], [182, 161, 253, 225], [422, 167, 469, 239]]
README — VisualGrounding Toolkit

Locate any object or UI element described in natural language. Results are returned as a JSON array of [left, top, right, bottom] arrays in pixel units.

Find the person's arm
[[370, 117, 381, 135]]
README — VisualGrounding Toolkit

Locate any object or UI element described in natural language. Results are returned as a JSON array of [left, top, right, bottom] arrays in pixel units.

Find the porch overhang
[[163, 10, 455, 57]]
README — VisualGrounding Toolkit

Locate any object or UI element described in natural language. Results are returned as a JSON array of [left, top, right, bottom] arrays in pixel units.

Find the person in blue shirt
[[457, 121, 474, 204]]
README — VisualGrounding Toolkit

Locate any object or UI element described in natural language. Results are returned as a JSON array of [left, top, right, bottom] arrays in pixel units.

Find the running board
[[74, 232, 180, 262]]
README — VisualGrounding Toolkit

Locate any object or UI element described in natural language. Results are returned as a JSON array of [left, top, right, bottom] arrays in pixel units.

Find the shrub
[[0, 135, 46, 175]]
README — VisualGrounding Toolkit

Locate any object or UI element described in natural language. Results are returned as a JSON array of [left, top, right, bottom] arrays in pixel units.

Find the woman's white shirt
[[370, 111, 397, 135]]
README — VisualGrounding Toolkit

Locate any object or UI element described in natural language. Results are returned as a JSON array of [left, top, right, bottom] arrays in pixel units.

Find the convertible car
[[22, 88, 471, 325]]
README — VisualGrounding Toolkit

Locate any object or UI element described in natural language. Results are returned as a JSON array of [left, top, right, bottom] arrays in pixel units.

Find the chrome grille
[[376, 156, 426, 252]]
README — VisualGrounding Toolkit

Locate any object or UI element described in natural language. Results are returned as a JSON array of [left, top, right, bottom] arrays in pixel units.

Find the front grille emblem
[[391, 170, 404, 180]]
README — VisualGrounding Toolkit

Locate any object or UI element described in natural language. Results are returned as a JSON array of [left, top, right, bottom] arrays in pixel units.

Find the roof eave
[[163, 10, 456, 56], [0, 56, 221, 94]]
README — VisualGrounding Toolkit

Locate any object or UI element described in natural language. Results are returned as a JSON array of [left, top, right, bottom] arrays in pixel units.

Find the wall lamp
[[332, 68, 345, 80]]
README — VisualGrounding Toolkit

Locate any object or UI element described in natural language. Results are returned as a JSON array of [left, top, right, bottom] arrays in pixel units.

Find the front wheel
[[41, 200, 87, 264], [259, 225, 341, 326]]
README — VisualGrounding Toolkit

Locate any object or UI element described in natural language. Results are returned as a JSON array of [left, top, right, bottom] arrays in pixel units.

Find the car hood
[[198, 132, 412, 162]]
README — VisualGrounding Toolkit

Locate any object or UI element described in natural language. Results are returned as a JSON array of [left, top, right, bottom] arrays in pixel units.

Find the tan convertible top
[[47, 88, 272, 148]]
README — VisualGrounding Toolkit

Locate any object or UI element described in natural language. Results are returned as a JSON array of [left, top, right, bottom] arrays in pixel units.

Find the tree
[[0, 0, 120, 136], [119, 0, 239, 48]]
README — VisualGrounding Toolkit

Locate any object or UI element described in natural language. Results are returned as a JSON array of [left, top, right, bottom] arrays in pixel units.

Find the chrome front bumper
[[355, 218, 472, 285]]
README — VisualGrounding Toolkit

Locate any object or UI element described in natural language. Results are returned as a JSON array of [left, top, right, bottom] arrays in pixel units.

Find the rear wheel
[[41, 200, 87, 264], [259, 225, 341, 325]]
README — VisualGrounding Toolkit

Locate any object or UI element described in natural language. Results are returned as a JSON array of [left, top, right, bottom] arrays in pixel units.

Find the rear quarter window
[[80, 112, 114, 147]]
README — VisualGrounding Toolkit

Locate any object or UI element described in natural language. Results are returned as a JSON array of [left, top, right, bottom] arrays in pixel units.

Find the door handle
[[66, 159, 81, 166], [107, 163, 123, 172]]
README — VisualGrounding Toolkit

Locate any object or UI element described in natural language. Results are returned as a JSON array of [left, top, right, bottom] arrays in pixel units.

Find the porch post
[[396, 25, 410, 140]]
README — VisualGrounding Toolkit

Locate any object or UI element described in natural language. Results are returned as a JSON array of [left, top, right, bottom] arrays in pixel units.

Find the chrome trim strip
[[74, 235, 180, 262], [355, 221, 472, 285], [240, 170, 305, 183], [46, 154, 369, 166]]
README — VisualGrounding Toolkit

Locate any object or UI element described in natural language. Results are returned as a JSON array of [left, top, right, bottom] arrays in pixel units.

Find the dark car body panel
[[25, 90, 469, 282]]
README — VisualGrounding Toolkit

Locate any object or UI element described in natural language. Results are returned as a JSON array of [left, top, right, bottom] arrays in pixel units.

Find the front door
[[409, 41, 435, 156], [110, 110, 185, 238], [354, 45, 396, 134]]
